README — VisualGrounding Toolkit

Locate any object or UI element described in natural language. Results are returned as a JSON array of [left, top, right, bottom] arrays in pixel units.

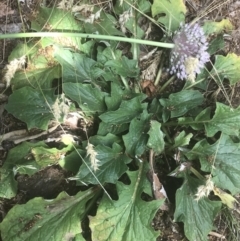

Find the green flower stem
[[184, 77, 206, 90], [0, 32, 175, 48], [83, 186, 102, 215], [132, 159, 144, 202], [110, 47, 130, 90], [190, 167, 205, 181], [121, 76, 130, 90], [132, 7, 139, 62], [162, 126, 173, 144], [159, 75, 175, 93], [154, 56, 164, 86], [163, 119, 208, 127]]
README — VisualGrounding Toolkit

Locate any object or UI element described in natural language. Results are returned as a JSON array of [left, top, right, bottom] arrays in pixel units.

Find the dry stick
[[0, 129, 28, 141], [0, 124, 60, 150], [13, 124, 60, 144], [149, 149, 169, 210], [209, 231, 225, 239], [149, 149, 154, 173]]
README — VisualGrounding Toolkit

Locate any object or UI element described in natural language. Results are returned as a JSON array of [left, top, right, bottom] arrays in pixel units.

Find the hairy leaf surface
[[210, 53, 240, 85], [31, 7, 82, 31], [0, 142, 47, 198], [5, 87, 57, 130], [11, 66, 61, 90], [99, 95, 147, 124], [174, 176, 221, 241], [147, 120, 165, 154], [123, 110, 151, 156], [160, 90, 204, 118], [0, 189, 96, 241], [55, 48, 103, 83], [187, 134, 240, 195], [203, 19, 234, 35], [205, 102, 240, 136], [75, 143, 131, 185], [90, 164, 163, 241], [63, 83, 108, 114], [152, 0, 186, 31]]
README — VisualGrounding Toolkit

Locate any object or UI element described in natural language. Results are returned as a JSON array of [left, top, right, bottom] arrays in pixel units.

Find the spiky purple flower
[[169, 23, 210, 80]]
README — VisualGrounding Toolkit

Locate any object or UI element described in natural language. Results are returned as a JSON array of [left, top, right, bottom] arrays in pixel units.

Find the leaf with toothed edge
[[174, 176, 221, 241], [5, 87, 56, 130], [75, 143, 131, 185], [0, 188, 97, 241], [90, 162, 164, 241], [186, 134, 240, 195], [152, 0, 186, 32]]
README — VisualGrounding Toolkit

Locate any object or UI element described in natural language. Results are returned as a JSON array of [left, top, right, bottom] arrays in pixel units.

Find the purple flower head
[[169, 23, 210, 80]]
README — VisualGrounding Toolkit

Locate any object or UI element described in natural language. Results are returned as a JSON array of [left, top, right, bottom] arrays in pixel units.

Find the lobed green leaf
[[123, 110, 151, 156], [31, 7, 83, 32], [160, 90, 204, 118], [152, 0, 186, 32], [187, 134, 240, 195], [210, 53, 240, 85], [99, 94, 147, 124], [75, 143, 131, 185], [83, 9, 124, 36], [11, 66, 61, 91], [174, 176, 221, 241], [0, 142, 47, 199], [63, 83, 108, 115], [0, 189, 97, 241], [90, 163, 164, 241], [172, 131, 193, 149], [205, 102, 240, 137], [147, 120, 165, 154], [203, 19, 234, 36], [105, 56, 139, 78], [5, 87, 57, 130], [55, 48, 103, 84]]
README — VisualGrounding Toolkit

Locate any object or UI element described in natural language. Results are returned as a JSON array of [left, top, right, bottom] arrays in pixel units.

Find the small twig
[[0, 83, 6, 89], [13, 124, 60, 144], [140, 48, 158, 62], [149, 149, 154, 173], [149, 149, 169, 210], [0, 124, 60, 150], [209, 231, 225, 239], [0, 129, 28, 141]]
